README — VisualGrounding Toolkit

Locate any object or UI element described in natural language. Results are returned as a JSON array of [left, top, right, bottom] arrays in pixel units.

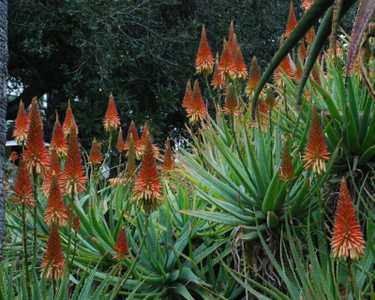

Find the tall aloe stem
[[32, 170, 38, 264], [21, 204, 31, 299]]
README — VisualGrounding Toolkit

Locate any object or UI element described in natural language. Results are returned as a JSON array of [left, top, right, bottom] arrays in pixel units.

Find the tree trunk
[[0, 0, 8, 258]]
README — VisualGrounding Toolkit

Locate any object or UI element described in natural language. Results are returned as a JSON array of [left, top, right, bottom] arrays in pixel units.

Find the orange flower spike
[[274, 54, 296, 81], [223, 88, 241, 116], [63, 99, 78, 136], [187, 80, 208, 123], [104, 94, 121, 132], [140, 122, 151, 148], [163, 139, 175, 173], [302, 0, 313, 11], [44, 174, 69, 227], [42, 149, 63, 195], [218, 40, 236, 78], [303, 108, 330, 174], [124, 121, 141, 152], [306, 27, 315, 45], [42, 225, 65, 280], [50, 112, 67, 157], [23, 97, 49, 174], [279, 141, 294, 181], [13, 100, 29, 144], [246, 56, 261, 96], [285, 1, 298, 38], [133, 136, 162, 213], [233, 40, 248, 79], [13, 159, 35, 207], [182, 80, 193, 113], [113, 228, 129, 260], [63, 129, 87, 194], [195, 25, 215, 74], [116, 127, 126, 153], [331, 178, 365, 259], [211, 60, 224, 90], [89, 139, 103, 166]]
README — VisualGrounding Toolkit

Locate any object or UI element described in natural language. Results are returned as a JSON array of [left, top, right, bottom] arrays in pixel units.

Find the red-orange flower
[[116, 128, 126, 153], [42, 225, 65, 280], [50, 112, 67, 157], [89, 139, 103, 166], [246, 56, 261, 96], [274, 54, 296, 82], [63, 99, 78, 136], [279, 141, 294, 181], [223, 88, 241, 116], [233, 43, 248, 79], [302, 0, 313, 11], [285, 1, 298, 38], [211, 60, 224, 90], [44, 174, 69, 227], [113, 228, 129, 260], [13, 100, 29, 144], [331, 178, 365, 259], [23, 97, 49, 174], [187, 80, 207, 123], [182, 80, 193, 113], [218, 40, 236, 79], [9, 151, 19, 163], [124, 121, 141, 154], [42, 149, 63, 196], [13, 159, 35, 207], [133, 136, 162, 213], [163, 139, 175, 173], [104, 94, 121, 132], [195, 25, 215, 74], [305, 27, 315, 45], [139, 123, 160, 158], [303, 107, 330, 174], [63, 130, 86, 194]]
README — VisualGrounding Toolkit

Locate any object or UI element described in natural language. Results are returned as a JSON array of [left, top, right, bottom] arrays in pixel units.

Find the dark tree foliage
[[8, 0, 307, 146]]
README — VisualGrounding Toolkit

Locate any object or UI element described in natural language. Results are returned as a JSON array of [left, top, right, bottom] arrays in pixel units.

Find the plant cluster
[[3, 0, 375, 299]]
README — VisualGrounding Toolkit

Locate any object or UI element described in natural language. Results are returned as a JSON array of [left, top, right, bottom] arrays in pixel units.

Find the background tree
[[0, 0, 8, 257], [7, 0, 354, 146]]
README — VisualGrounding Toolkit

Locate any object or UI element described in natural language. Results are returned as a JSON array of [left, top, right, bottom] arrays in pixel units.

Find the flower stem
[[21, 205, 31, 299], [32, 170, 38, 264]]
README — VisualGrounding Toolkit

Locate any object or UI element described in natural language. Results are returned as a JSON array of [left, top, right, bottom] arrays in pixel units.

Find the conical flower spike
[[113, 228, 129, 260], [195, 25, 214, 74], [163, 139, 175, 173], [63, 99, 78, 136], [13, 100, 29, 144], [63, 129, 86, 194], [285, 1, 298, 38], [13, 159, 35, 207], [133, 136, 162, 213], [50, 112, 67, 157], [116, 127, 126, 153], [104, 94, 121, 132], [44, 174, 68, 227], [302, 0, 313, 11], [182, 80, 193, 113], [223, 88, 241, 116], [42, 149, 63, 196], [303, 108, 330, 174], [89, 138, 103, 166], [331, 178, 365, 259], [42, 225, 65, 280], [246, 56, 261, 97], [23, 97, 49, 174], [187, 80, 207, 123]]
